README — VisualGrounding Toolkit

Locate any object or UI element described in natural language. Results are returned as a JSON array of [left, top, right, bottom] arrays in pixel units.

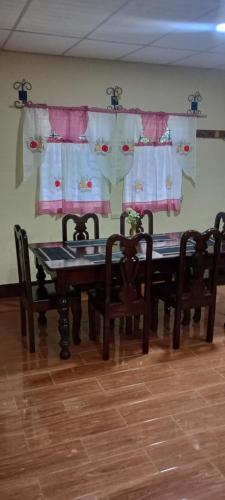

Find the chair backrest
[[120, 210, 153, 236], [214, 212, 225, 232], [14, 225, 33, 302], [177, 229, 221, 306], [105, 233, 152, 314], [62, 213, 100, 241]]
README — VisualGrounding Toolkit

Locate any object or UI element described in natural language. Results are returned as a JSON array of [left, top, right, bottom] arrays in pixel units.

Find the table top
[[29, 232, 197, 271]]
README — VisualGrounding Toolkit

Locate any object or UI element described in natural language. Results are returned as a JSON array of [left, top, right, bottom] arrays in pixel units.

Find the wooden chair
[[193, 212, 225, 324], [14, 225, 78, 353], [120, 209, 153, 236], [62, 213, 99, 242], [88, 233, 153, 360], [62, 213, 100, 343], [152, 229, 221, 349], [215, 212, 225, 232]]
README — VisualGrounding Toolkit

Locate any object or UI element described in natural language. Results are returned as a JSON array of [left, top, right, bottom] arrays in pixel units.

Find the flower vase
[[129, 223, 137, 237]]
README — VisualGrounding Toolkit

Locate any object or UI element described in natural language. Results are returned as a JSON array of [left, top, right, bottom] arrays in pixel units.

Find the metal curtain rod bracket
[[13, 79, 32, 108]]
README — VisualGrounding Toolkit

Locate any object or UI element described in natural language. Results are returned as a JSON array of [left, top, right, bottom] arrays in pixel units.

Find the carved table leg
[[57, 296, 71, 360]]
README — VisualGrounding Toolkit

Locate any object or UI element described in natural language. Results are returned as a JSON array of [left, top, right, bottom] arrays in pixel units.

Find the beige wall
[[1, 50, 225, 284]]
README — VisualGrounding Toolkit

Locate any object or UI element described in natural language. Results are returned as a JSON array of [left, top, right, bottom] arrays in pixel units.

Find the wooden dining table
[[29, 231, 219, 360]]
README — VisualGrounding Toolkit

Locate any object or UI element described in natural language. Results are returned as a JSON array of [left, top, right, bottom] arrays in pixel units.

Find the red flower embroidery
[[54, 180, 61, 188], [87, 180, 92, 188], [184, 145, 190, 152], [122, 144, 129, 152], [102, 144, 109, 152], [30, 140, 38, 149]]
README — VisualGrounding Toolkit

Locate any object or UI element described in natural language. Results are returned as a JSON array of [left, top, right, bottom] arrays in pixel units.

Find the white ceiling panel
[[2, 0, 225, 70], [17, 0, 128, 37], [172, 51, 225, 69], [0, 0, 28, 29], [65, 39, 141, 59], [4, 32, 81, 55], [122, 46, 196, 64], [152, 29, 225, 51], [0, 29, 10, 45]]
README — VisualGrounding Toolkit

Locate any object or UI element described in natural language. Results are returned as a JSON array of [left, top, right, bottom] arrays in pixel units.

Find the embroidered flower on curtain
[[176, 142, 192, 155], [120, 141, 135, 154], [95, 140, 112, 154], [79, 178, 93, 191], [27, 136, 44, 153]]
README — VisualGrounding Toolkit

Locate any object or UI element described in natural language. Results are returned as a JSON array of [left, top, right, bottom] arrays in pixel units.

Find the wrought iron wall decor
[[13, 79, 32, 108], [106, 85, 123, 109], [187, 90, 202, 115]]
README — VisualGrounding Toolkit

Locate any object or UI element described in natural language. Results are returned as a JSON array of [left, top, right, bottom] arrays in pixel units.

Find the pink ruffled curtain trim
[[38, 200, 111, 215], [122, 200, 181, 213], [49, 108, 88, 142], [141, 113, 168, 142]]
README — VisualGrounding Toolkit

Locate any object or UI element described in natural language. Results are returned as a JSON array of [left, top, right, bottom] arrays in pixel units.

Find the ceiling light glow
[[216, 23, 225, 32]]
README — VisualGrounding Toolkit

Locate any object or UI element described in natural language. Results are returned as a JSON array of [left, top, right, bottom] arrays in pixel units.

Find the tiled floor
[[2, 290, 225, 499]]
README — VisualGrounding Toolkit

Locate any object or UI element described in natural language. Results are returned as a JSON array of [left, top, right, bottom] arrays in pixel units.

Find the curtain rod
[[24, 102, 203, 118]]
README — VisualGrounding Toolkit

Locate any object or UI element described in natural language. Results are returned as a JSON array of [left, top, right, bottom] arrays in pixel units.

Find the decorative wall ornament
[[187, 91, 202, 115], [106, 85, 123, 109], [13, 79, 32, 108]]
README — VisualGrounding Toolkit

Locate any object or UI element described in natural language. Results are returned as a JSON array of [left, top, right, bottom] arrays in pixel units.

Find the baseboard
[[0, 283, 20, 298]]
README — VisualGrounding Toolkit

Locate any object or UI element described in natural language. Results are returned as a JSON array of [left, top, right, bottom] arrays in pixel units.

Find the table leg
[[57, 296, 71, 360]]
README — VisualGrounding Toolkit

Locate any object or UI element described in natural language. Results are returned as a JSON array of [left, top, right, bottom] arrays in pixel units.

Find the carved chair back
[[104, 233, 152, 316], [214, 212, 225, 232], [14, 225, 33, 303], [62, 213, 100, 241], [120, 210, 153, 236], [176, 229, 221, 308]]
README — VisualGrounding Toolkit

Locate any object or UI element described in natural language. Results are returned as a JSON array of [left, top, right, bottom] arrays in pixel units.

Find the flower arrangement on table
[[125, 207, 144, 236]]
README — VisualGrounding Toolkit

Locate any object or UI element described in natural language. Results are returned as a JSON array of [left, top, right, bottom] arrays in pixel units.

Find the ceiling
[[2, 0, 225, 70]]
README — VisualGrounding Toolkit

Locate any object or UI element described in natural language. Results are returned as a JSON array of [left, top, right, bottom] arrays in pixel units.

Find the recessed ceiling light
[[216, 23, 225, 32]]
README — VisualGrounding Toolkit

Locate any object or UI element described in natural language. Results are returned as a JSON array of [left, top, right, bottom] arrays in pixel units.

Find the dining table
[[29, 231, 219, 360]]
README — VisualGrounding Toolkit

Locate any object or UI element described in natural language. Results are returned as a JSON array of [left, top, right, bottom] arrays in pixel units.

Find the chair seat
[[31, 283, 80, 304], [88, 284, 144, 317]]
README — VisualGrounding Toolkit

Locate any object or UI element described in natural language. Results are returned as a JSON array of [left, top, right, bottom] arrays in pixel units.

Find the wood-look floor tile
[[0, 479, 44, 500], [146, 434, 206, 470], [107, 461, 225, 500], [119, 390, 208, 424], [196, 382, 225, 405], [147, 369, 225, 396], [0, 439, 89, 482], [82, 416, 183, 460], [26, 409, 126, 449], [97, 363, 175, 391], [174, 401, 225, 433], [63, 384, 150, 416], [15, 378, 103, 409], [40, 449, 157, 500]]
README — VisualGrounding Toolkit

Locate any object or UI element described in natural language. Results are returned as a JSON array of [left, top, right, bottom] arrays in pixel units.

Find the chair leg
[[38, 312, 47, 326], [134, 315, 140, 333], [151, 297, 158, 332], [27, 310, 35, 353], [206, 304, 216, 343], [20, 302, 27, 337], [173, 307, 182, 349], [182, 309, 190, 326], [193, 307, 201, 323], [71, 294, 81, 345], [103, 317, 110, 360], [142, 314, 149, 354], [125, 317, 133, 336], [88, 299, 96, 341]]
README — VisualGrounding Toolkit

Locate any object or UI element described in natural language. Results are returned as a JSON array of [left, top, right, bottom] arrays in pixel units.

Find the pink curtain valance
[[141, 113, 168, 142], [49, 108, 88, 142]]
